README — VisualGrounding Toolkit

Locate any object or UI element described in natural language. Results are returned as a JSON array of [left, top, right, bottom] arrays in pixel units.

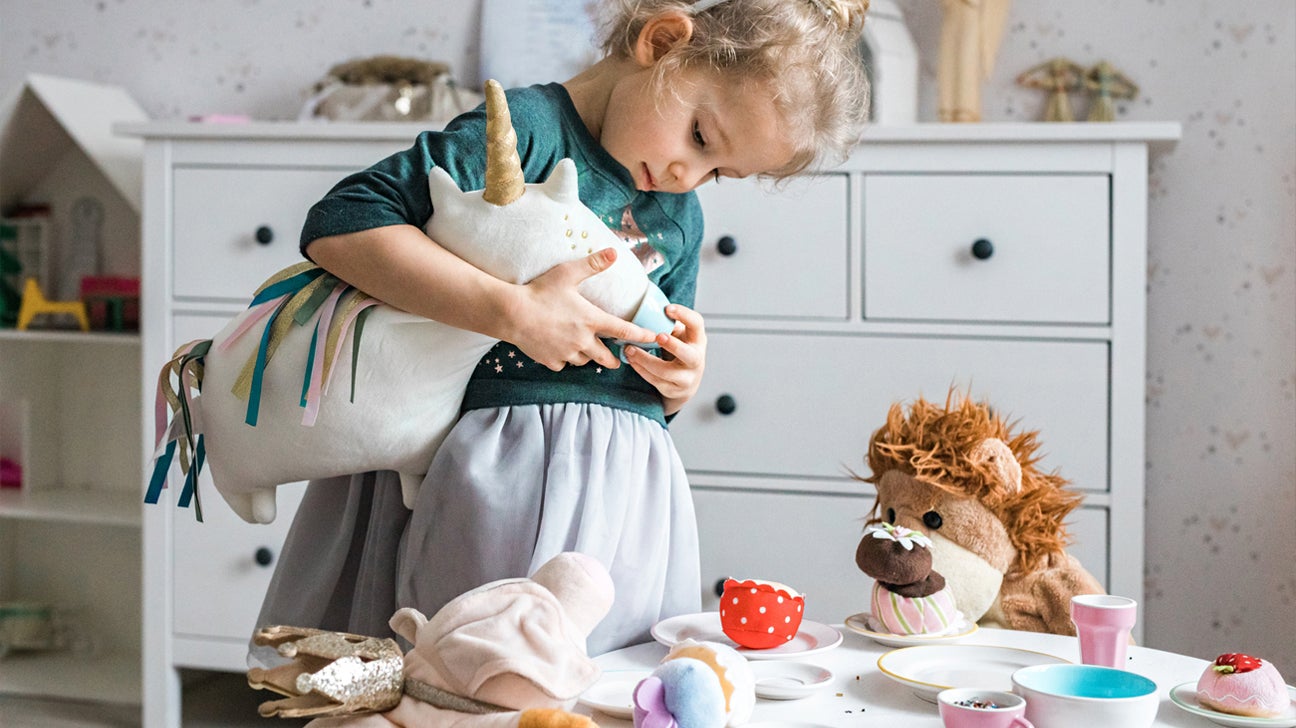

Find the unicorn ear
[[541, 158, 581, 203], [969, 437, 1023, 494], [427, 165, 462, 206]]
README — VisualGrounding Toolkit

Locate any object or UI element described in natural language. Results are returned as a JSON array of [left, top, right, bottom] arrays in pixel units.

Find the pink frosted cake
[[1196, 653, 1289, 718], [856, 523, 964, 636], [870, 581, 960, 636]]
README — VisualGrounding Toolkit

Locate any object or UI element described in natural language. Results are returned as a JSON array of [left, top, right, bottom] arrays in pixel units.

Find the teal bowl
[[1012, 664, 1159, 728]]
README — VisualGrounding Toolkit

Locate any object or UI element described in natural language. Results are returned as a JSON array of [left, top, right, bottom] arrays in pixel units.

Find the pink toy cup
[[938, 688, 1035, 728], [1070, 594, 1137, 669]]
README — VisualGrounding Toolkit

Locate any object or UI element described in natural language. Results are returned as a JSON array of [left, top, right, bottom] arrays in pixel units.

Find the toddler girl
[[255, 0, 871, 657]]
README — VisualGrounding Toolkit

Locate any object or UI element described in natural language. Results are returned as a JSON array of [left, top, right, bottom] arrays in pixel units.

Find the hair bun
[[814, 0, 869, 35]]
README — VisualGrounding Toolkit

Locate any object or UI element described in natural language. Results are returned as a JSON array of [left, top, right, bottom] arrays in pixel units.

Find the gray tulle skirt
[[252, 402, 701, 661]]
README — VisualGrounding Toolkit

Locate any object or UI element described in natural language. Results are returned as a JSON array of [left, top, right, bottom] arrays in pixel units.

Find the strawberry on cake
[[1197, 653, 1290, 718]]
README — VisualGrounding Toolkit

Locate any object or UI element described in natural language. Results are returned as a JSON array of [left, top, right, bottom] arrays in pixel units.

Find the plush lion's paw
[[518, 707, 598, 728]]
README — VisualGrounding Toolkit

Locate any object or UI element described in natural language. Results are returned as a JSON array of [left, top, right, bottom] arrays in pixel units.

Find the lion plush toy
[[855, 392, 1104, 635]]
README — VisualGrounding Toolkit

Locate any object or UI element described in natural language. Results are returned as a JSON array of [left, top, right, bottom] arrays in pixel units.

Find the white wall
[[2, 0, 1293, 675]]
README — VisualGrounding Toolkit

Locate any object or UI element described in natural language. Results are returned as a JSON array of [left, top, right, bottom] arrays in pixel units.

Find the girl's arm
[[307, 225, 655, 371]]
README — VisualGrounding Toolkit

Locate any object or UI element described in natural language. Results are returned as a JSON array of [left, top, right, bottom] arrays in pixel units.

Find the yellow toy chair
[[16, 278, 89, 331]]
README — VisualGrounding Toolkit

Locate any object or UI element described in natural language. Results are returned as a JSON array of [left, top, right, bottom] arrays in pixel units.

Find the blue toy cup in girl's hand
[[615, 282, 675, 361]]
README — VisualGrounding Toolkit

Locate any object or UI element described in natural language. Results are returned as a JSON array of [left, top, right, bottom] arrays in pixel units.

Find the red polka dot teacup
[[719, 578, 805, 649]]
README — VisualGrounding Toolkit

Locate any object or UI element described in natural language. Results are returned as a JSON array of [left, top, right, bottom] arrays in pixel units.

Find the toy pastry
[[632, 639, 755, 728], [1196, 653, 1290, 718], [855, 522, 963, 636], [718, 578, 804, 649]]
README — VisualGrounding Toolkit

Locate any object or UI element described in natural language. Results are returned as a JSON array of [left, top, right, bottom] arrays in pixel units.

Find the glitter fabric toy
[[248, 551, 613, 726]]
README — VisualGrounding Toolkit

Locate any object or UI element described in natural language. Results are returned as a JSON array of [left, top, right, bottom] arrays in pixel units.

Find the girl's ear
[[633, 11, 695, 66]]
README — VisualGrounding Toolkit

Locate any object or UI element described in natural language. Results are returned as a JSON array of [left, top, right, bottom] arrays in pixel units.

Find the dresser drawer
[[694, 488, 874, 624], [170, 313, 305, 643], [172, 166, 352, 301], [671, 332, 1109, 492], [863, 174, 1110, 324], [171, 481, 305, 643], [694, 175, 849, 319]]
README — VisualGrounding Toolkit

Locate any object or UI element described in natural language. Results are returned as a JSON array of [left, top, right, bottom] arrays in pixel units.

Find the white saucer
[[577, 670, 650, 719], [843, 611, 979, 647], [1169, 682, 1296, 728], [749, 660, 834, 700], [876, 644, 1069, 703], [650, 612, 843, 660]]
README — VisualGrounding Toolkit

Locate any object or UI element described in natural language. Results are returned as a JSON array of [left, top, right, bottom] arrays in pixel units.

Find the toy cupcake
[[856, 523, 963, 636]]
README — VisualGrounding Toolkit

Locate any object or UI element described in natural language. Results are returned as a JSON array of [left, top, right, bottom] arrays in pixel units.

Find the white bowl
[[1012, 663, 1159, 728]]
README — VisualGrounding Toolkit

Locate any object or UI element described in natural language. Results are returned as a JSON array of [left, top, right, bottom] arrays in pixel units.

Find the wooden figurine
[[1016, 57, 1086, 122], [937, 0, 1014, 122], [1085, 60, 1138, 121]]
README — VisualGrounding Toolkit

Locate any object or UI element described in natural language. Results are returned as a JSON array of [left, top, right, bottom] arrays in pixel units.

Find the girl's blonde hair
[[599, 0, 871, 178]]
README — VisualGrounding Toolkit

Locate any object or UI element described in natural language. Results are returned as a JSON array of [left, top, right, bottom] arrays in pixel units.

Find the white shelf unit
[[0, 73, 148, 715], [123, 121, 1178, 727], [0, 333, 143, 710]]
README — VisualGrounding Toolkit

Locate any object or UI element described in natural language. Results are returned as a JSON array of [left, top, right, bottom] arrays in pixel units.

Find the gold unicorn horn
[[482, 79, 524, 206]]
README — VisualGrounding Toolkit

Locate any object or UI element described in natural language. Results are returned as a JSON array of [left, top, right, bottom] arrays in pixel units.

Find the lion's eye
[[923, 511, 943, 530], [886, 508, 897, 523]]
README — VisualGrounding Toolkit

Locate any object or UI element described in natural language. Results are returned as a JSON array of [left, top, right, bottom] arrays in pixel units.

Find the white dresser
[[125, 122, 1177, 727]]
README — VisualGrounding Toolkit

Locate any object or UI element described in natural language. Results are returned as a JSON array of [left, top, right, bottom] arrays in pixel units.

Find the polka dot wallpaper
[[2, 0, 1292, 676]]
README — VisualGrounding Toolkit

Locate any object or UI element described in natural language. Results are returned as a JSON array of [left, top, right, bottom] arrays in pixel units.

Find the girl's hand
[[506, 248, 657, 371], [624, 303, 707, 416]]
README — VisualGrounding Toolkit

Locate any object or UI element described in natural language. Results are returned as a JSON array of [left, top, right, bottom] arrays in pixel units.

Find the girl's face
[[599, 68, 796, 194]]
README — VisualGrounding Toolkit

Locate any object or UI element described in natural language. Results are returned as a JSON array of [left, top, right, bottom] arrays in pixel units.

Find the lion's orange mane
[[860, 392, 1082, 576]]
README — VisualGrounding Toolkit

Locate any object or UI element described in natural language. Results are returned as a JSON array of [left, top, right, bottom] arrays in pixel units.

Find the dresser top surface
[[115, 120, 1182, 144]]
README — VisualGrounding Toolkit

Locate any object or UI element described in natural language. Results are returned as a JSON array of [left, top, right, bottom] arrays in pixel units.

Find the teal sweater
[[299, 83, 704, 426]]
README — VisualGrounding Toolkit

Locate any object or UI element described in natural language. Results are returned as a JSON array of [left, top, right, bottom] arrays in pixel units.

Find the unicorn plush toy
[[149, 80, 674, 524]]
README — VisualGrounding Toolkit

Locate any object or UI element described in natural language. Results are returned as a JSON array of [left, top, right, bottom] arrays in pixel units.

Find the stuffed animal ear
[[388, 607, 428, 644], [969, 437, 1023, 494], [427, 165, 463, 207], [541, 158, 581, 204]]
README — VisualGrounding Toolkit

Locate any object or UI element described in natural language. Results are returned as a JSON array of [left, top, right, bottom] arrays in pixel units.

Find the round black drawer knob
[[254, 547, 274, 567], [715, 394, 737, 415], [255, 226, 275, 245], [714, 578, 728, 598], [716, 235, 738, 256], [971, 238, 994, 260]]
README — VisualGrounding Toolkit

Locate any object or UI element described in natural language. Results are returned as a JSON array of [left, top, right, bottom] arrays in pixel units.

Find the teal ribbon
[[300, 324, 319, 408], [144, 441, 176, 505], [245, 297, 293, 426], [176, 436, 205, 522], [250, 268, 326, 307]]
